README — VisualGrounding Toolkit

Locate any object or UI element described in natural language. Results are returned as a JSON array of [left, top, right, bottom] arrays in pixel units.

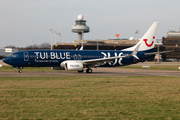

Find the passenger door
[[23, 52, 29, 61]]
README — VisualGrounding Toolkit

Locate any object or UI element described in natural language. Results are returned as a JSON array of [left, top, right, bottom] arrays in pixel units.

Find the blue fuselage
[[3, 50, 154, 67]]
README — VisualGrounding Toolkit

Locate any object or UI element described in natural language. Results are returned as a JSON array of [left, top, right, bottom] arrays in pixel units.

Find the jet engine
[[60, 61, 83, 71]]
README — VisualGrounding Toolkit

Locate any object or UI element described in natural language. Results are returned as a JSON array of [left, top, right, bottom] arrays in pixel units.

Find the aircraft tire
[[86, 69, 92, 73], [18, 69, 22, 73]]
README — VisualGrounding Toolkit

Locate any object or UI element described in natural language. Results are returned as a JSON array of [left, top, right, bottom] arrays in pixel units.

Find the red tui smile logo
[[143, 36, 155, 47]]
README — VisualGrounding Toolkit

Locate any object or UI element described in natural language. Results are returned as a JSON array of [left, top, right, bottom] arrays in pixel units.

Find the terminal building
[[162, 30, 180, 61], [0, 48, 18, 59]]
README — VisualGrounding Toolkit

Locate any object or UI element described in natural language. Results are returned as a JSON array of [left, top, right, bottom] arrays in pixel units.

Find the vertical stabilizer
[[122, 22, 159, 52]]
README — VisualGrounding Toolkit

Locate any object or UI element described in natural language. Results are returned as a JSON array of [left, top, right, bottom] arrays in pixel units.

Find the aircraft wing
[[82, 44, 141, 66], [144, 50, 174, 55], [82, 55, 128, 65]]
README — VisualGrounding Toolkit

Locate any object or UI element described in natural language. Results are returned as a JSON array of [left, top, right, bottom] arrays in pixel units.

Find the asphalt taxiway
[[1, 60, 180, 77], [0, 67, 180, 77]]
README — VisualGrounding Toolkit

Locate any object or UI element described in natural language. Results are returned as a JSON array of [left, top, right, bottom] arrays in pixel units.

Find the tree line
[[5, 42, 51, 49]]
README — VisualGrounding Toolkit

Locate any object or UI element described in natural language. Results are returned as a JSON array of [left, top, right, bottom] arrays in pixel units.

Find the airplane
[[3, 22, 171, 73]]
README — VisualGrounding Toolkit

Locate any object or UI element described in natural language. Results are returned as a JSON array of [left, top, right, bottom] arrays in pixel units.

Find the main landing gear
[[77, 68, 93, 73], [86, 68, 92, 73]]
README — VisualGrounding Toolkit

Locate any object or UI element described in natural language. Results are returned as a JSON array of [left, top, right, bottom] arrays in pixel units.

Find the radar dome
[[78, 14, 83, 20]]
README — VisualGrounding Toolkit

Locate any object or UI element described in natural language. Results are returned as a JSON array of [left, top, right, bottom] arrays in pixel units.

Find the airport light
[[50, 28, 53, 50], [81, 29, 83, 48], [54, 31, 57, 45], [157, 41, 160, 63], [97, 40, 99, 50], [32, 40, 34, 49], [135, 30, 139, 44], [58, 33, 61, 43]]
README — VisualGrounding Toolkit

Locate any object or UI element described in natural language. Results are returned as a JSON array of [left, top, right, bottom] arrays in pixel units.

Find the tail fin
[[122, 22, 160, 52]]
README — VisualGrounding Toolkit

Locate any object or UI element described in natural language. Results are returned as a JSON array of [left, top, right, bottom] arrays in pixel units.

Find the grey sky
[[0, 0, 179, 47]]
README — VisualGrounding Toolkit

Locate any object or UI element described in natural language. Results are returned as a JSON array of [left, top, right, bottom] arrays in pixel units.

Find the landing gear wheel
[[86, 68, 92, 73], [78, 70, 84, 73], [18, 69, 22, 73]]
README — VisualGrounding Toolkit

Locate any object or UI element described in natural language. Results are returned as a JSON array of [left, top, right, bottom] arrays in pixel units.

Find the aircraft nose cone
[[3, 57, 11, 65]]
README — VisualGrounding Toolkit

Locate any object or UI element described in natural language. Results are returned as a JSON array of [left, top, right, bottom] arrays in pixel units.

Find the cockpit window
[[9, 54, 18, 57], [14, 54, 18, 57]]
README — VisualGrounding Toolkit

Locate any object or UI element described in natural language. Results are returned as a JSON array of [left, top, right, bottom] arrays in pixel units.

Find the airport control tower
[[72, 14, 90, 41]]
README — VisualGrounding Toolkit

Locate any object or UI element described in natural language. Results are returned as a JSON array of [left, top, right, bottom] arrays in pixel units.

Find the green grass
[[0, 76, 180, 119]]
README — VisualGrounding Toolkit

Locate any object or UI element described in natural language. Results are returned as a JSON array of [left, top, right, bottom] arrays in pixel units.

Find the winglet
[[80, 46, 84, 50], [130, 43, 141, 60], [133, 55, 140, 60], [131, 43, 141, 56]]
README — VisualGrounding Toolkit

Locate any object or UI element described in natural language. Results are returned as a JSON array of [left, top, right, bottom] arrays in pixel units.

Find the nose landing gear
[[18, 69, 22, 73], [18, 67, 23, 73], [13, 66, 23, 73]]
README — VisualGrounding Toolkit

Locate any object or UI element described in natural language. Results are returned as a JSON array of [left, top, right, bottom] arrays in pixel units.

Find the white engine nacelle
[[60, 61, 83, 71]]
